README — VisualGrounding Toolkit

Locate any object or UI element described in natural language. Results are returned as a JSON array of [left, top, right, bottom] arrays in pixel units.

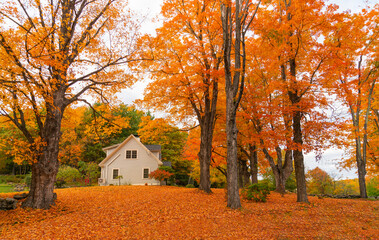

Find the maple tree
[[149, 169, 174, 183], [135, 0, 224, 193], [327, 5, 379, 198], [237, 0, 339, 195], [246, 0, 340, 203], [0, 0, 139, 209], [221, 0, 260, 209], [239, 69, 294, 194]]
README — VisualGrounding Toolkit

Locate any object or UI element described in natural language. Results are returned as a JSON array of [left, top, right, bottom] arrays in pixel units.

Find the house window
[[143, 168, 150, 179], [126, 150, 137, 159], [113, 169, 119, 179]]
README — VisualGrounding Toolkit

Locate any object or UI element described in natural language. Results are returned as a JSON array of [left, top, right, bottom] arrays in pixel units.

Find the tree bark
[[261, 145, 293, 195], [238, 158, 250, 187], [249, 144, 259, 184], [226, 106, 241, 208], [198, 129, 213, 193], [22, 107, 62, 209], [222, 0, 242, 209], [197, 72, 218, 193], [291, 110, 308, 202], [288, 56, 309, 203]]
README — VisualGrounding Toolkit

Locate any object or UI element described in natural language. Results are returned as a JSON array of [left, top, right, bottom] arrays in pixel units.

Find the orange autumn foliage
[[149, 169, 173, 182], [0, 186, 378, 239]]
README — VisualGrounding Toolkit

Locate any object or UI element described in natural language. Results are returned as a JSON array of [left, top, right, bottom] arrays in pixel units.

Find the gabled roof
[[145, 145, 161, 151], [98, 135, 163, 167], [102, 144, 120, 151]]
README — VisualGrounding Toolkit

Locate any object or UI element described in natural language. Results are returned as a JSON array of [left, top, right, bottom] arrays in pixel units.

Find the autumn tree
[[247, 0, 339, 203], [221, 0, 260, 209], [327, 6, 379, 198], [136, 0, 223, 193], [0, 0, 139, 209], [138, 116, 190, 184], [306, 167, 333, 195]]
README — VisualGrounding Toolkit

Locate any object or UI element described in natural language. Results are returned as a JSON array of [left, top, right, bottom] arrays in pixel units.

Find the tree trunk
[[198, 142, 212, 193], [22, 108, 62, 209], [249, 144, 258, 184], [197, 86, 217, 193], [222, 0, 243, 209], [226, 107, 241, 209], [292, 110, 309, 203], [355, 137, 367, 198], [238, 159, 250, 187], [261, 146, 293, 195]]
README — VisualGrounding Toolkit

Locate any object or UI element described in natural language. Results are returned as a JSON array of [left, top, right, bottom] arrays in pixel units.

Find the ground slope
[[0, 186, 378, 239]]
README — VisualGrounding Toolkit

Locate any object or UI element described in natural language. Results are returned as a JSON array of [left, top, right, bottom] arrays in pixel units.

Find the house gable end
[[99, 135, 163, 167]]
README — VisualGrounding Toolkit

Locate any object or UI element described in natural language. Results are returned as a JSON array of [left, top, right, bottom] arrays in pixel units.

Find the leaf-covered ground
[[0, 186, 378, 239]]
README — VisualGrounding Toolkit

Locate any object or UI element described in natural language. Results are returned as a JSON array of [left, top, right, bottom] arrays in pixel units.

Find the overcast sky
[[121, 0, 376, 179]]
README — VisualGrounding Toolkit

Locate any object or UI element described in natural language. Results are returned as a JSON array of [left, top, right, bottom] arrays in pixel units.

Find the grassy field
[[0, 184, 13, 193], [0, 186, 378, 239]]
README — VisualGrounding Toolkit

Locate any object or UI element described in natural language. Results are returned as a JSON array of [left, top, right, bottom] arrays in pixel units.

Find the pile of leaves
[[0, 186, 378, 239]]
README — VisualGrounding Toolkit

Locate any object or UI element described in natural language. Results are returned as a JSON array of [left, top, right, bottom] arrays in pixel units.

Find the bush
[[56, 165, 81, 187], [149, 169, 174, 182], [24, 174, 32, 188], [158, 166, 174, 173], [367, 176, 379, 197], [78, 161, 100, 185], [55, 179, 66, 188], [242, 183, 271, 202], [0, 175, 25, 184], [186, 184, 195, 188]]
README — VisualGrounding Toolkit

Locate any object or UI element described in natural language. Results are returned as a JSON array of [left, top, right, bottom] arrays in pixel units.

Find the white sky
[[121, 0, 376, 179]]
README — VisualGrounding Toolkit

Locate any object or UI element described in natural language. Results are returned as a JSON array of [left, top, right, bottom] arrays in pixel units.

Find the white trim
[[107, 153, 121, 166], [142, 168, 150, 179]]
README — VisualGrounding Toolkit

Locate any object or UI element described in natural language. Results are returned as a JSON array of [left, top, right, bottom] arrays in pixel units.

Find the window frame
[[112, 168, 120, 180], [143, 168, 150, 179], [126, 150, 137, 159]]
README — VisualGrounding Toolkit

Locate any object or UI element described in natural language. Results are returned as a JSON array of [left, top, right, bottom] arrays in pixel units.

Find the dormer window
[[126, 150, 137, 159]]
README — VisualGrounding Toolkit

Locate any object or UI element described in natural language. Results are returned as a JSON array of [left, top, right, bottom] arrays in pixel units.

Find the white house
[[98, 135, 163, 186]]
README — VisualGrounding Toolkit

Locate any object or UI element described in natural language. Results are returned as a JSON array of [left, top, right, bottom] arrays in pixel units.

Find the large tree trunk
[[355, 137, 367, 198], [22, 106, 63, 209], [197, 79, 218, 193], [198, 137, 212, 193], [287, 56, 308, 203], [222, 0, 244, 209], [225, 106, 241, 208], [292, 110, 308, 203]]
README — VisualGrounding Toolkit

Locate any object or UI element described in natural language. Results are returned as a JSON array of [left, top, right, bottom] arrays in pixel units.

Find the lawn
[[0, 184, 13, 193], [0, 186, 378, 239]]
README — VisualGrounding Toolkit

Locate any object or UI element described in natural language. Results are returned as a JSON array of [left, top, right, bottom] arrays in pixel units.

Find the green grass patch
[[0, 184, 14, 193]]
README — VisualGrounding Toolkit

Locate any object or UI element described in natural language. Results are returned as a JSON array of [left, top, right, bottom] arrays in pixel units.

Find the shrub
[[158, 166, 174, 173], [24, 174, 32, 188], [186, 184, 195, 188], [55, 179, 66, 188], [0, 175, 25, 184], [242, 183, 271, 202], [78, 161, 100, 185], [367, 176, 379, 197], [56, 165, 81, 187], [149, 169, 174, 182]]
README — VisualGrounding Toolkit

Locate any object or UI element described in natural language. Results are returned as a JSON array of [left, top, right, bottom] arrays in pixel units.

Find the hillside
[[0, 186, 378, 239]]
